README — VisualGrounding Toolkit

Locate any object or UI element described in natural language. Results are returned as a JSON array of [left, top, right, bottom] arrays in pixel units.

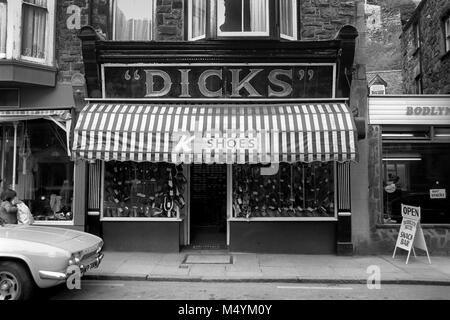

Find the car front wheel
[[0, 261, 35, 300]]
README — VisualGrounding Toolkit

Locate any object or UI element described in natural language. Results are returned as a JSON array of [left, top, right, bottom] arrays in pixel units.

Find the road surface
[[43, 280, 450, 300]]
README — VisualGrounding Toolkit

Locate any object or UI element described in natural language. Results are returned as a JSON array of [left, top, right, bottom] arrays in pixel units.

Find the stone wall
[[401, 0, 450, 94], [300, 0, 357, 40]]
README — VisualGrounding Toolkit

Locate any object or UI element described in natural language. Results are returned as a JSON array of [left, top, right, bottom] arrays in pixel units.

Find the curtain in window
[[191, 0, 206, 39], [22, 0, 47, 59], [115, 0, 152, 41], [249, 0, 267, 32], [0, 1, 6, 54], [280, 0, 295, 38]]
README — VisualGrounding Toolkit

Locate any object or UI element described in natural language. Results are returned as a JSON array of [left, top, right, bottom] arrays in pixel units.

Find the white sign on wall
[[430, 189, 446, 199], [369, 96, 450, 125], [393, 204, 431, 264]]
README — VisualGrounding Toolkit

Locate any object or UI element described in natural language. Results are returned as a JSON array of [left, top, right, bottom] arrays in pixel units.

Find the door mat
[[183, 254, 233, 264]]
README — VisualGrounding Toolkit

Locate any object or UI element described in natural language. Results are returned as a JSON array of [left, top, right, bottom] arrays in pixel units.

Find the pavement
[[84, 250, 450, 286]]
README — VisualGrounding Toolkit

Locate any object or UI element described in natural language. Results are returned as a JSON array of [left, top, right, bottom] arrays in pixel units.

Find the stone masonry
[[401, 0, 450, 94]]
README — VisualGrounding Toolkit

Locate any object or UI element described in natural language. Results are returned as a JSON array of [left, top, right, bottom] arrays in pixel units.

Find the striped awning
[[73, 103, 357, 164], [0, 108, 71, 123]]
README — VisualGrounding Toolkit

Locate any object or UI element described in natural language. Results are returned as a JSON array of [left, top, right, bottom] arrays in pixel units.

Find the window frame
[[216, 0, 271, 38], [0, 0, 55, 66], [413, 22, 421, 52], [0, 0, 7, 58], [112, 0, 154, 41], [279, 0, 298, 41], [186, 0, 298, 41], [444, 15, 450, 53]]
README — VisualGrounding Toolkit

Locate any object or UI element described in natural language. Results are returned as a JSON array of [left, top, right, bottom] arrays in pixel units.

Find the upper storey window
[[217, 0, 269, 37], [22, 0, 48, 60], [113, 0, 153, 41], [188, 0, 298, 41]]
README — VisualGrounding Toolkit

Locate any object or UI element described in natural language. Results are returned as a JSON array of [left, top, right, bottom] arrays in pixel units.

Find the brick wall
[[401, 0, 450, 94], [301, 0, 357, 40], [56, 0, 90, 83]]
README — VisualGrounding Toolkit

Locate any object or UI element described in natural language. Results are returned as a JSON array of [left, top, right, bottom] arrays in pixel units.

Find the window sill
[[376, 223, 450, 229], [33, 220, 74, 226], [0, 59, 56, 86], [100, 217, 183, 222], [229, 217, 338, 222]]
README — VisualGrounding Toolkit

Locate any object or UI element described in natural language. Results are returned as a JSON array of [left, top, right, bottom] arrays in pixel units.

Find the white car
[[0, 223, 103, 300]]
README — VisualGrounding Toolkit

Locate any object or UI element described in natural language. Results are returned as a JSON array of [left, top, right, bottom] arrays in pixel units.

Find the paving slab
[[189, 265, 227, 277]]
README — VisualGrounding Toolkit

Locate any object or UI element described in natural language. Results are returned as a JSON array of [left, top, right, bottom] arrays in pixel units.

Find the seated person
[[0, 189, 19, 225]]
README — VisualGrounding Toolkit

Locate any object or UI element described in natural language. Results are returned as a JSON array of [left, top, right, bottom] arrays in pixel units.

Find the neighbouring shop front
[[368, 95, 450, 254], [0, 108, 75, 225], [73, 26, 362, 254]]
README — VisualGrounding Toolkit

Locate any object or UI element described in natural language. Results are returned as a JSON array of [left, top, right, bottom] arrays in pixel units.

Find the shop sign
[[392, 204, 431, 264], [172, 132, 259, 154], [430, 189, 446, 199], [368, 96, 450, 125], [102, 63, 335, 99]]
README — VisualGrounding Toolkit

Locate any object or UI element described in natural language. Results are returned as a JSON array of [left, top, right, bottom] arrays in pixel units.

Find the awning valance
[[0, 108, 73, 156], [73, 103, 357, 164]]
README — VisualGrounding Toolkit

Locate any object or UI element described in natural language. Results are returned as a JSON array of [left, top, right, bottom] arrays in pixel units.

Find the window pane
[[4, 120, 74, 222], [190, 0, 206, 39], [232, 163, 334, 218], [103, 162, 186, 218], [218, 0, 268, 35], [0, 1, 6, 54], [114, 0, 152, 41], [21, 3, 47, 59], [280, 0, 296, 39], [382, 143, 450, 224]]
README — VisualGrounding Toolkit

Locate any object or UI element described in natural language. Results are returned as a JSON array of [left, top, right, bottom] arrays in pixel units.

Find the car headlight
[[96, 241, 104, 253], [69, 251, 82, 265]]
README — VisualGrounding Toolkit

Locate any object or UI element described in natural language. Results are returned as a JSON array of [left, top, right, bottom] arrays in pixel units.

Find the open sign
[[401, 204, 421, 221]]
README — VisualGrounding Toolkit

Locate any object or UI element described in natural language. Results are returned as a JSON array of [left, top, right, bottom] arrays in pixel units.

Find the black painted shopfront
[[74, 25, 361, 254]]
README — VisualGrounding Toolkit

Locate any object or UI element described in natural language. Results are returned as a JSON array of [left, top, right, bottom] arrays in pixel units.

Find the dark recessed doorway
[[190, 164, 227, 249]]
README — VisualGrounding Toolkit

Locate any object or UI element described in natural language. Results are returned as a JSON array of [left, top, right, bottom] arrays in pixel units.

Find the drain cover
[[183, 254, 232, 264]]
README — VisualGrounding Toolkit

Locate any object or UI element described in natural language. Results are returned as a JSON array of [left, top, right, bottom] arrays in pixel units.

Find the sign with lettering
[[393, 204, 431, 264], [102, 63, 335, 99], [430, 189, 446, 199], [368, 96, 450, 125]]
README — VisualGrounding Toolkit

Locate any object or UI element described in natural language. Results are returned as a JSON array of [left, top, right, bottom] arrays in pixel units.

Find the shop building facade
[[0, 0, 90, 230], [71, 0, 369, 254], [367, 95, 450, 255]]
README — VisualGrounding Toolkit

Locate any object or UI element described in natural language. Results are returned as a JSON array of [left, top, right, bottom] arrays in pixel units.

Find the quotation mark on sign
[[366, 265, 381, 290], [298, 69, 314, 81], [124, 70, 141, 81]]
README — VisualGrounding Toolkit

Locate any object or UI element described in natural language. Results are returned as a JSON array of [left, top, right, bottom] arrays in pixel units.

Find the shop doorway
[[189, 164, 227, 249]]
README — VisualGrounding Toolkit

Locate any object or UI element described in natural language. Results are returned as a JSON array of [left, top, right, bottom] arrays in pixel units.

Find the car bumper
[[39, 253, 104, 281]]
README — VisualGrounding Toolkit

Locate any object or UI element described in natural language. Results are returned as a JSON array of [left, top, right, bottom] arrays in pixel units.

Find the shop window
[[434, 127, 450, 140], [444, 15, 450, 53], [232, 163, 335, 219], [0, 120, 74, 223], [187, 0, 297, 40], [102, 162, 187, 219], [21, 0, 48, 60], [113, 0, 153, 41], [382, 143, 450, 224], [0, 0, 6, 57]]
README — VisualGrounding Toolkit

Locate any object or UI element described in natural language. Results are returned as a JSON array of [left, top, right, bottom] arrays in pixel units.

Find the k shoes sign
[[101, 63, 336, 99]]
